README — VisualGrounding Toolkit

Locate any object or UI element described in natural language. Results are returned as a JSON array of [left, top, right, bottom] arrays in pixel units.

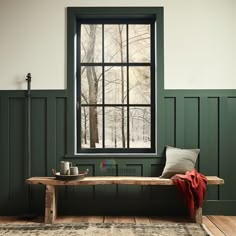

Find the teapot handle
[[52, 169, 56, 175], [84, 169, 89, 175]]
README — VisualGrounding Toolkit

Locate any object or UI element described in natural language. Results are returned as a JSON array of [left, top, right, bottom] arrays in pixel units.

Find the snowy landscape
[[79, 23, 152, 149]]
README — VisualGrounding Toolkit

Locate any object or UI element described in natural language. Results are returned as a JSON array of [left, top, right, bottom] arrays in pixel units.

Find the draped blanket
[[171, 169, 208, 217]]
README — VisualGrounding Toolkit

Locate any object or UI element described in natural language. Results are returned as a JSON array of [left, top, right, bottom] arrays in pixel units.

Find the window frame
[[66, 7, 164, 158], [78, 19, 155, 153]]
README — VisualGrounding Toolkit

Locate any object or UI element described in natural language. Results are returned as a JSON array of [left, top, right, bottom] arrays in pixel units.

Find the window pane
[[81, 24, 102, 63], [105, 107, 127, 148], [129, 25, 150, 62], [129, 107, 150, 148], [104, 25, 127, 63], [105, 66, 127, 104], [129, 67, 150, 104], [81, 106, 103, 148], [81, 66, 102, 104]]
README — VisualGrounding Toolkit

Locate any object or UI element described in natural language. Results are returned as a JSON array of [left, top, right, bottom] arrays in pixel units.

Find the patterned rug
[[0, 223, 211, 236]]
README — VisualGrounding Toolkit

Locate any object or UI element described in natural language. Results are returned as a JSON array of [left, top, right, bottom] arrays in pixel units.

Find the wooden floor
[[0, 215, 235, 236]]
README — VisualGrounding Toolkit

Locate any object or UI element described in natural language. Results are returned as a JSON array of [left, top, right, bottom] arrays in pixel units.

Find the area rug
[[0, 223, 211, 236]]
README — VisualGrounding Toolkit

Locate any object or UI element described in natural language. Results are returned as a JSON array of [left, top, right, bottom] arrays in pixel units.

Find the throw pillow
[[160, 146, 200, 178]]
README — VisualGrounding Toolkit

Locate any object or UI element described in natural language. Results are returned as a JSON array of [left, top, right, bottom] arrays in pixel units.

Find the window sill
[[64, 153, 164, 159]]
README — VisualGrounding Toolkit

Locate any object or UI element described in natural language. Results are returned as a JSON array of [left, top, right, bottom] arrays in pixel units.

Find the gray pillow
[[160, 146, 200, 178]]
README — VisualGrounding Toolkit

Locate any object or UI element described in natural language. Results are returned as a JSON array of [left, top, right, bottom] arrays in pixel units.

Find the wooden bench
[[26, 176, 224, 224]]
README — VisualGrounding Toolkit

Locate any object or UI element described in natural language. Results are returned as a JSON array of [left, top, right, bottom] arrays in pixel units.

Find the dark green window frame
[[66, 7, 164, 157]]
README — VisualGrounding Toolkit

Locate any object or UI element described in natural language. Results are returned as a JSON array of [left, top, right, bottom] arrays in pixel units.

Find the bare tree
[[82, 106, 88, 144], [85, 25, 99, 148], [80, 24, 150, 148], [118, 25, 126, 148]]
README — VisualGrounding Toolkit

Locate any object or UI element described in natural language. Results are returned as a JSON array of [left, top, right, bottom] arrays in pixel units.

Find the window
[[67, 8, 164, 156]]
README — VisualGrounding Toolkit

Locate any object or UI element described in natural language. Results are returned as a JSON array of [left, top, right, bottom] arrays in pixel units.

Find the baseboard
[[203, 200, 236, 215]]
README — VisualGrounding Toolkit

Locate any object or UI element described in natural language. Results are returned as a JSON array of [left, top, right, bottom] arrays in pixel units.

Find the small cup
[[70, 166, 79, 175]]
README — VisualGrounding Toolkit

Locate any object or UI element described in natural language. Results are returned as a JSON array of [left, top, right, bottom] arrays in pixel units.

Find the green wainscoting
[[0, 89, 236, 215]]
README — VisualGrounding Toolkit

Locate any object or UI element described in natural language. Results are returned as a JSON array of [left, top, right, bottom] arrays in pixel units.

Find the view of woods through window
[[78, 21, 154, 152]]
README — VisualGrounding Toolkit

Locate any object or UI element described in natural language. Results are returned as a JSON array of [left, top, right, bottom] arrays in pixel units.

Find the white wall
[[0, 0, 235, 90]]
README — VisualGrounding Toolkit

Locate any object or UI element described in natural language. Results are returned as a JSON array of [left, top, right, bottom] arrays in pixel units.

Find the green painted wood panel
[[55, 98, 68, 206], [31, 98, 47, 176], [184, 98, 199, 170], [220, 97, 236, 200], [30, 98, 47, 211], [1, 91, 236, 215], [151, 164, 164, 177], [207, 98, 219, 177], [199, 97, 219, 200], [157, 96, 166, 155], [74, 164, 95, 200], [119, 164, 143, 200], [95, 161, 117, 199], [0, 96, 10, 209], [207, 98, 220, 200], [56, 98, 66, 168], [60, 164, 95, 204], [175, 97, 185, 148], [199, 97, 209, 174], [150, 164, 179, 203], [164, 97, 175, 147], [184, 97, 199, 149], [46, 97, 56, 176], [9, 98, 27, 207], [218, 97, 228, 201]]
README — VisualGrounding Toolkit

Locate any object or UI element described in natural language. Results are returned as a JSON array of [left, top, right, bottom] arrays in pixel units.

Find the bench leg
[[194, 207, 202, 224], [45, 185, 57, 224]]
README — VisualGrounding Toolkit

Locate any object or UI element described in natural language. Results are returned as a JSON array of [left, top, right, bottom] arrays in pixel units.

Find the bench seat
[[26, 176, 224, 224]]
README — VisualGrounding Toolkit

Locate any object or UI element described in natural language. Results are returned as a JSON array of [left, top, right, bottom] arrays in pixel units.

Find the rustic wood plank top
[[26, 176, 224, 186]]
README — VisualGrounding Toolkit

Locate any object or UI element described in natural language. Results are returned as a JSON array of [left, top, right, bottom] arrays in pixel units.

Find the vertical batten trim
[[216, 97, 220, 200], [175, 96, 185, 148], [199, 97, 208, 173], [174, 97, 177, 147], [0, 96, 10, 200], [197, 97, 200, 170], [219, 97, 227, 200], [46, 96, 57, 176]]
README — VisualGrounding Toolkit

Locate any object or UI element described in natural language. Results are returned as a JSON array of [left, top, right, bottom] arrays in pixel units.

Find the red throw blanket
[[171, 169, 208, 218]]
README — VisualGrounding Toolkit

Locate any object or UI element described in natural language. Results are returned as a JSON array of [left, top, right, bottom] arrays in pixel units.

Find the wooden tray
[[52, 169, 89, 180]]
